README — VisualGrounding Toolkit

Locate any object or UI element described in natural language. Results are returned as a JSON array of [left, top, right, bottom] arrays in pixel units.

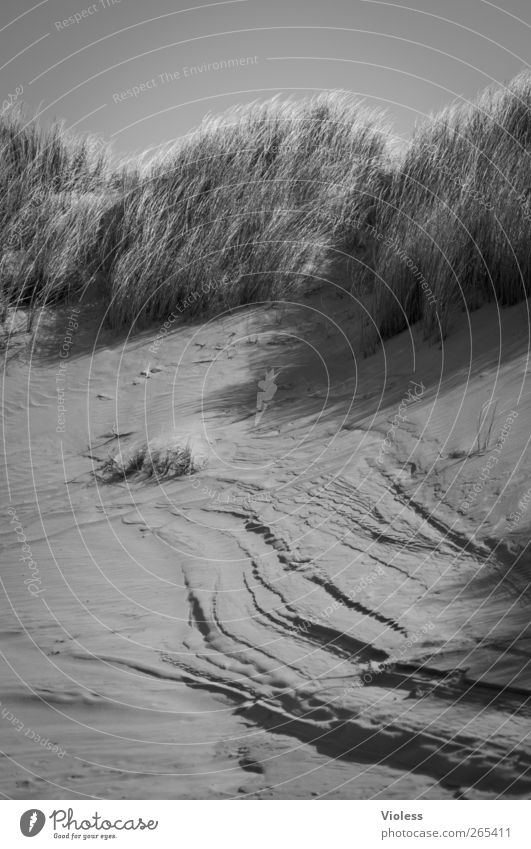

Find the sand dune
[[1, 288, 530, 799]]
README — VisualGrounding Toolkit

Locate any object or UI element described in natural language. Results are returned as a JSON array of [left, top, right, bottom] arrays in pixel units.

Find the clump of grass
[[0, 105, 130, 325], [370, 70, 531, 340], [99, 433, 207, 482], [101, 93, 389, 328]]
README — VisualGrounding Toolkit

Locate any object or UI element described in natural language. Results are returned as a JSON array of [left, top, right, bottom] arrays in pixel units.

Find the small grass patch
[[99, 433, 207, 483]]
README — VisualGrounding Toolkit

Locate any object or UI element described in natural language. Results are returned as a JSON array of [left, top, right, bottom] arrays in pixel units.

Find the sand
[[1, 288, 530, 799]]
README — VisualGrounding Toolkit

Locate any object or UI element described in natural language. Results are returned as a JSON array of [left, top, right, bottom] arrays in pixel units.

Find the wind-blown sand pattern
[[2, 287, 530, 799]]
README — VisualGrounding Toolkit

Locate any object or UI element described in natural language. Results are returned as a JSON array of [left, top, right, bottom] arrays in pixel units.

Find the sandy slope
[[1, 288, 530, 799]]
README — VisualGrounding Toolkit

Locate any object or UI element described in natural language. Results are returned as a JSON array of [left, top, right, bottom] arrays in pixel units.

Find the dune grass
[[0, 106, 132, 328], [370, 70, 531, 339], [1, 72, 530, 350], [99, 433, 207, 482], [100, 94, 389, 328]]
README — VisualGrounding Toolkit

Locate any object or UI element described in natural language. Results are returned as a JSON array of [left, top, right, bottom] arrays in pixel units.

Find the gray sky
[[1, 0, 530, 156]]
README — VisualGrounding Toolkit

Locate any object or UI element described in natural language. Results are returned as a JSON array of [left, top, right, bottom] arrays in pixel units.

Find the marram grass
[[1, 72, 530, 351]]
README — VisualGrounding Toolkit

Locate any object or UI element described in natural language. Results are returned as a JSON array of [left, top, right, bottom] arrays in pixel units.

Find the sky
[[1, 0, 530, 157]]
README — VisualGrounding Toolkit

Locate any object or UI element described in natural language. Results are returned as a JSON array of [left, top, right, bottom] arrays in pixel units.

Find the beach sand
[[2, 288, 530, 799]]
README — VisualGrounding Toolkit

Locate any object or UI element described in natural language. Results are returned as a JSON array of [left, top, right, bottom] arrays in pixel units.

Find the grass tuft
[[99, 433, 207, 482]]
